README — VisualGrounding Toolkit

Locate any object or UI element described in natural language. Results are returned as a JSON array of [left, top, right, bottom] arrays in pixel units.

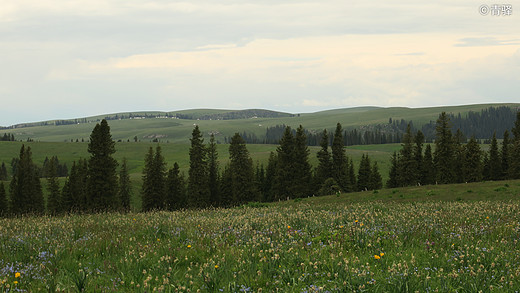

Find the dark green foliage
[[332, 123, 352, 192], [434, 112, 455, 184], [510, 112, 520, 179], [229, 133, 259, 204], [256, 163, 268, 200], [413, 130, 424, 184], [487, 132, 502, 181], [61, 159, 88, 212], [453, 129, 465, 183], [0, 182, 7, 216], [166, 162, 186, 210], [9, 145, 44, 215], [370, 162, 383, 190], [501, 130, 511, 179], [87, 119, 119, 211], [398, 124, 417, 186], [141, 146, 167, 211], [263, 152, 278, 202], [0, 162, 8, 180], [315, 129, 332, 190], [208, 134, 220, 207], [292, 125, 313, 197], [386, 152, 399, 188], [219, 164, 233, 206], [46, 156, 61, 215], [318, 178, 341, 196], [357, 154, 371, 191], [463, 136, 483, 182], [421, 144, 435, 185], [119, 158, 131, 212], [273, 127, 296, 200], [188, 126, 210, 208], [348, 158, 357, 190]]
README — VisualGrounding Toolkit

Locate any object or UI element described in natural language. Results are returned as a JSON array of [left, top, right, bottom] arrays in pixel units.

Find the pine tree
[[434, 112, 455, 184], [166, 162, 186, 210], [357, 154, 372, 191], [413, 130, 425, 185], [463, 136, 483, 182], [188, 126, 210, 208], [510, 112, 520, 179], [263, 152, 278, 202], [208, 134, 220, 207], [348, 158, 357, 189], [219, 164, 233, 207], [9, 145, 44, 214], [0, 182, 7, 216], [386, 152, 399, 188], [87, 119, 119, 211], [421, 144, 436, 185], [141, 146, 167, 211], [273, 127, 296, 200], [292, 125, 312, 198], [46, 156, 61, 214], [332, 123, 351, 192], [0, 162, 8, 180], [453, 129, 465, 183], [229, 133, 259, 204], [487, 132, 502, 180], [370, 161, 383, 190], [501, 130, 511, 179], [398, 124, 417, 186], [315, 129, 332, 189], [119, 158, 131, 211]]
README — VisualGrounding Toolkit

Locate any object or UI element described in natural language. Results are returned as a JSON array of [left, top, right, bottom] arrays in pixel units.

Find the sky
[[1, 0, 519, 126]]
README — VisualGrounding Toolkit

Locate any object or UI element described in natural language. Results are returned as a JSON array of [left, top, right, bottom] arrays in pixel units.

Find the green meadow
[[1, 180, 520, 292]]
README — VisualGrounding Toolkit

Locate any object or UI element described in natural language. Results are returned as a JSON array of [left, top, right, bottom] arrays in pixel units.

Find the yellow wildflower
[[187, 245, 191, 248], [215, 265, 219, 269], [15, 273, 20, 278], [374, 255, 381, 260], [380, 253, 384, 257]]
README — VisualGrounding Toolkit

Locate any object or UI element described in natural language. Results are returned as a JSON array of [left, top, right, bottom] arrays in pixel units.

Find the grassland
[[1, 180, 520, 292], [3, 103, 518, 143]]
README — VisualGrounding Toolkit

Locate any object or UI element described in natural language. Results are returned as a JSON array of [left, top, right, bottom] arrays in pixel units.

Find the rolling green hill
[[2, 103, 518, 143]]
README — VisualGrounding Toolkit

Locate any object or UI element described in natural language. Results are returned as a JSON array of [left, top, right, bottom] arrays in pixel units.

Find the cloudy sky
[[1, 0, 519, 126]]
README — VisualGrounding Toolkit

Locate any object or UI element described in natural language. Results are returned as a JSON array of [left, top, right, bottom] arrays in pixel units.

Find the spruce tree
[[229, 133, 259, 204], [421, 144, 435, 185], [434, 112, 455, 184], [264, 152, 278, 202], [487, 132, 502, 180], [413, 130, 425, 185], [315, 129, 332, 189], [463, 136, 483, 182], [292, 125, 312, 197], [453, 129, 465, 183], [510, 112, 520, 179], [398, 124, 417, 186], [46, 156, 61, 215], [357, 154, 372, 191], [386, 152, 399, 188], [87, 119, 119, 211], [370, 161, 383, 190], [119, 158, 131, 211], [0, 162, 8, 180], [188, 126, 210, 208], [501, 130, 511, 179], [332, 123, 351, 192], [208, 134, 220, 207], [0, 182, 7, 216], [348, 158, 357, 190], [141, 146, 166, 211], [9, 145, 44, 214], [219, 164, 233, 207], [166, 162, 186, 210], [273, 127, 296, 200]]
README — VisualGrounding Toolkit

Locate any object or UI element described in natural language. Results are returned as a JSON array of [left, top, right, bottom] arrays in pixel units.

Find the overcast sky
[[1, 0, 519, 126]]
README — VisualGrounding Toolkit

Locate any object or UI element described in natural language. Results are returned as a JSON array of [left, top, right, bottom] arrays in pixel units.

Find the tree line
[[388, 111, 520, 187]]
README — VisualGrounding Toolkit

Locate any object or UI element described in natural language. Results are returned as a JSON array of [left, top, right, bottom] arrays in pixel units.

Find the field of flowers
[[1, 189, 520, 292]]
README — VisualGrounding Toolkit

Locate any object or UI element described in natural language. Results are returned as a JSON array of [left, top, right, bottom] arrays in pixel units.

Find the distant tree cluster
[[1, 133, 15, 141], [388, 111, 520, 187]]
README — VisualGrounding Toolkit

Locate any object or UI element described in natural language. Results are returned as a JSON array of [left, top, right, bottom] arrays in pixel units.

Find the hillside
[[1, 103, 519, 143]]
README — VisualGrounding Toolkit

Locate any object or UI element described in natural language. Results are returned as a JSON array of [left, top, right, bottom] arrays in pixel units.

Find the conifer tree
[[219, 164, 233, 206], [273, 127, 296, 200], [421, 144, 436, 185], [188, 126, 210, 208], [87, 119, 119, 211], [370, 161, 383, 190], [332, 123, 351, 192], [166, 162, 186, 210], [0, 162, 8, 181], [0, 182, 7, 216], [434, 112, 455, 184], [413, 130, 425, 184], [9, 145, 44, 214], [46, 156, 61, 214], [453, 129, 465, 183], [398, 124, 417, 186], [487, 132, 502, 180], [292, 125, 312, 197], [207, 134, 220, 207], [256, 163, 267, 200], [229, 133, 259, 204], [315, 129, 332, 189], [463, 136, 483, 182], [263, 152, 278, 202], [61, 160, 87, 212], [357, 154, 372, 191], [386, 152, 399, 188], [510, 112, 520, 179], [348, 158, 357, 189], [119, 158, 131, 211], [501, 130, 511, 179], [141, 146, 166, 211]]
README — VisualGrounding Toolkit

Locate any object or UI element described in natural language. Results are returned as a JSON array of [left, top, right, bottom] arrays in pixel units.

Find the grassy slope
[[3, 103, 518, 143]]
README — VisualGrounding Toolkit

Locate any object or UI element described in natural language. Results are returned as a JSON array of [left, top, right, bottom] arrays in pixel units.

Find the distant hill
[[1, 103, 519, 143]]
